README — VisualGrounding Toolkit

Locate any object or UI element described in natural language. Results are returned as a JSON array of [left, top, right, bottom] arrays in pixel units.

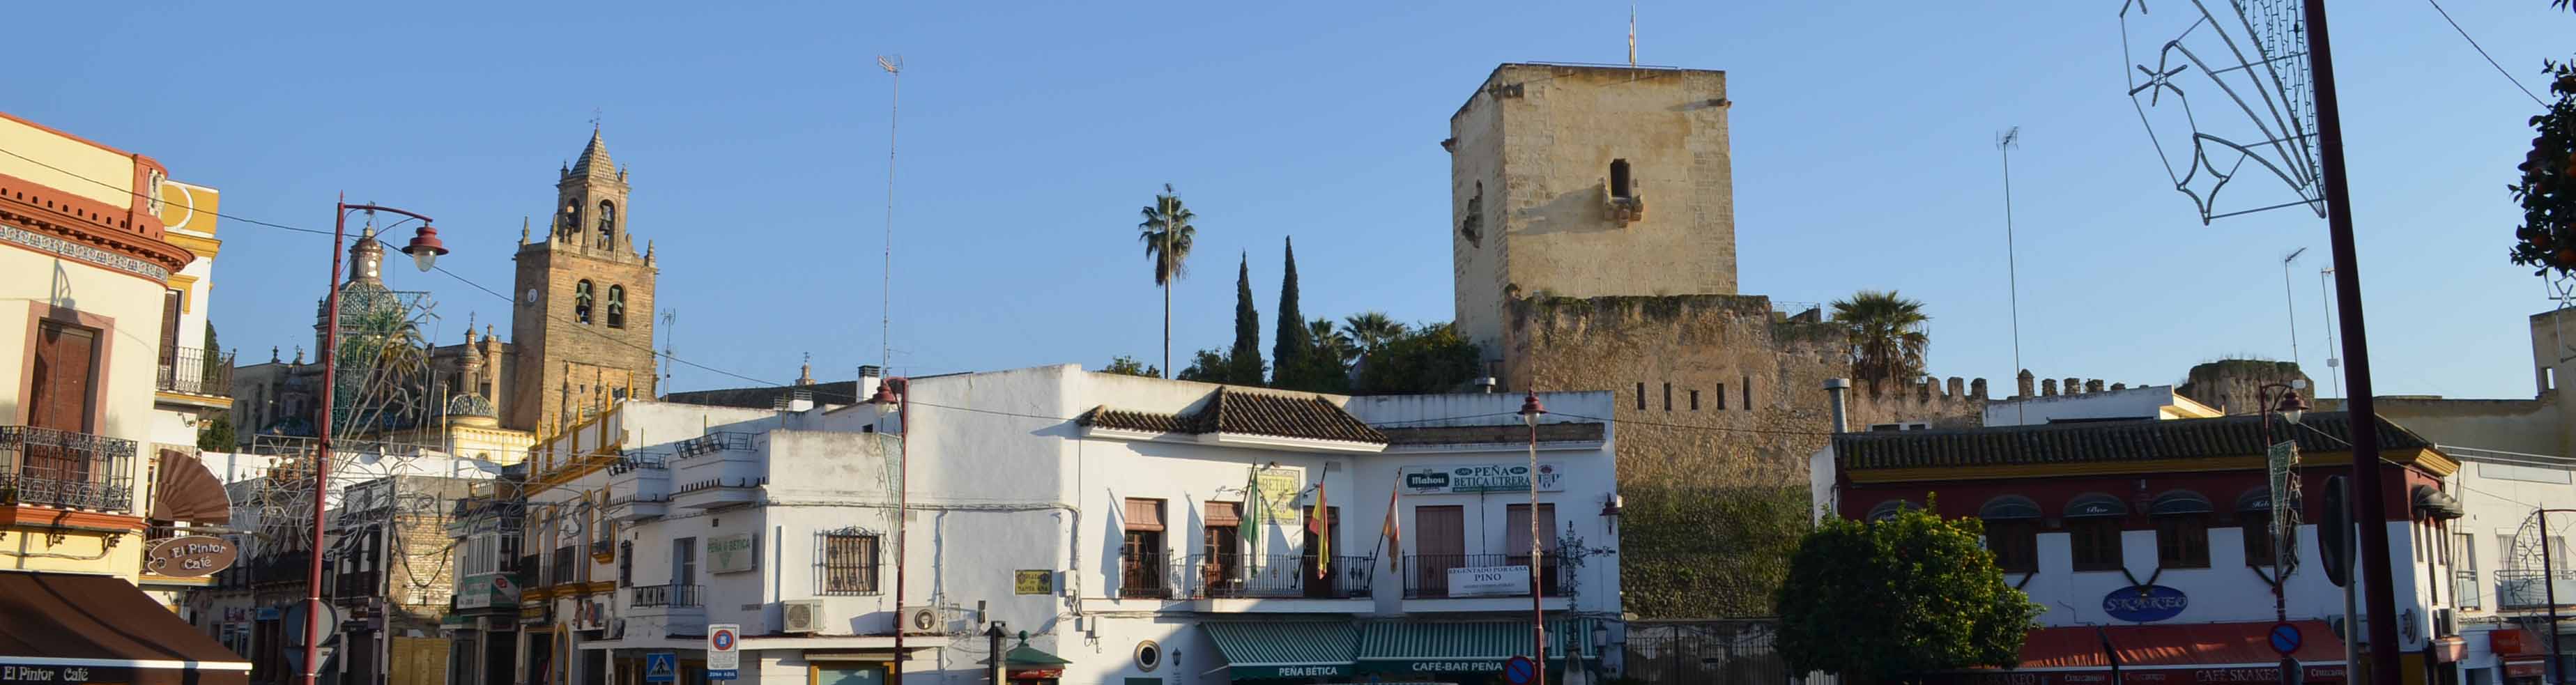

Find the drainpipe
[[1823, 379, 1852, 433]]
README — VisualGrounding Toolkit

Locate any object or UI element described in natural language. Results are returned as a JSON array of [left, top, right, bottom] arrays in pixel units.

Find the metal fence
[[1622, 619, 1792, 685], [0, 425, 139, 513]]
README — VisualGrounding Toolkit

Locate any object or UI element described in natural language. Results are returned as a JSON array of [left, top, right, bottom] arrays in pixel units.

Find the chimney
[[1823, 378, 1852, 433], [2017, 369, 2035, 399], [2064, 378, 2082, 396], [2087, 379, 2106, 393], [859, 364, 884, 406], [2041, 378, 2058, 397]]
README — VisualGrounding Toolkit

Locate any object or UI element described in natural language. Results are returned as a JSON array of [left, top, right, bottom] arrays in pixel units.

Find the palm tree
[[1308, 318, 1357, 370], [1139, 184, 1197, 378], [1341, 311, 1407, 352], [1830, 290, 1931, 389]]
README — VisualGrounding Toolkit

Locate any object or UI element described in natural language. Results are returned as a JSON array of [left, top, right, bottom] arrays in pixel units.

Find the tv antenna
[[1998, 126, 2026, 424], [879, 54, 903, 372], [659, 308, 678, 392], [2282, 247, 2307, 371]]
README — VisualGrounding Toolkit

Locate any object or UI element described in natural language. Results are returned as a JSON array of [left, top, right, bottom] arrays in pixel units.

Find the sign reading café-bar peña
[[1401, 463, 1563, 495]]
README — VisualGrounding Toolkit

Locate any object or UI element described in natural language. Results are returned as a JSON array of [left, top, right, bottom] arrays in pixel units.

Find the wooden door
[[28, 321, 100, 486], [1414, 506, 1464, 597]]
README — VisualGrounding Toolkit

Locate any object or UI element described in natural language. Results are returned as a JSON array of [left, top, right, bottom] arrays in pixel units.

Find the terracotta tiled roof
[[1381, 422, 1605, 446], [1832, 410, 2434, 471], [1081, 387, 1387, 445]]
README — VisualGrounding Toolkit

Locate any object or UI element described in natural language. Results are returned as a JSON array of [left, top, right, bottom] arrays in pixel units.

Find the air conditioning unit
[[781, 600, 825, 634], [898, 606, 942, 636]]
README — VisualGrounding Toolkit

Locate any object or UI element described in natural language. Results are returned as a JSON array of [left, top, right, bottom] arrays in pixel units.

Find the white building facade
[[509, 365, 1620, 685]]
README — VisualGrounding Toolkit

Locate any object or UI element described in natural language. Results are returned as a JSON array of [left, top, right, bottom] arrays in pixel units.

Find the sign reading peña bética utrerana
[[1400, 463, 1564, 495]]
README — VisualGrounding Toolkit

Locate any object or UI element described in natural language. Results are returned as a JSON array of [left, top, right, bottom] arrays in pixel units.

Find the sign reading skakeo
[[144, 535, 238, 578], [1401, 463, 1563, 495], [2101, 585, 2189, 622]]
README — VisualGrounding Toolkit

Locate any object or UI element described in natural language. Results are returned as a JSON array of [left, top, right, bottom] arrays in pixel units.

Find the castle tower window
[[574, 280, 595, 324], [606, 286, 626, 329], [1689, 390, 1700, 411], [1609, 159, 1632, 198], [1715, 383, 1727, 410], [1662, 383, 1672, 411], [598, 201, 617, 247], [1635, 383, 1646, 410]]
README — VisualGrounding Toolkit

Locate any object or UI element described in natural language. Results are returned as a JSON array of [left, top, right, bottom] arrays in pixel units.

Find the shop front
[[1202, 622, 1358, 683], [1924, 621, 2349, 685], [1351, 619, 1603, 685], [0, 570, 252, 685]]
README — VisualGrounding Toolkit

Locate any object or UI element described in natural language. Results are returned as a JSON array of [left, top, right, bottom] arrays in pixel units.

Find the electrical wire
[[2423, 0, 2547, 107]]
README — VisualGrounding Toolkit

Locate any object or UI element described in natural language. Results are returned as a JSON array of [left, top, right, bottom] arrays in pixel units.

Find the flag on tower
[[1381, 485, 1402, 573], [1308, 479, 1330, 578], [1627, 3, 1638, 66]]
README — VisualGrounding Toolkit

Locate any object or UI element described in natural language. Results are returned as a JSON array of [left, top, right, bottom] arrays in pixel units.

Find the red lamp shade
[[401, 225, 450, 272]]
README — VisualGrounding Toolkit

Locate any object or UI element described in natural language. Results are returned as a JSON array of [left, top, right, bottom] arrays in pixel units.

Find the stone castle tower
[[1449, 63, 1738, 356], [506, 129, 659, 433]]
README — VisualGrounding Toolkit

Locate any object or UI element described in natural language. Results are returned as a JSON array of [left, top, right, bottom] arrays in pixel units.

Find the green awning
[[1356, 619, 1600, 676], [1203, 622, 1357, 680]]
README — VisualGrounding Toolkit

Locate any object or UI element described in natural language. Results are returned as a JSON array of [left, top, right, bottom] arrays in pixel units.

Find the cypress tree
[[1228, 253, 1264, 385], [1273, 238, 1308, 387]]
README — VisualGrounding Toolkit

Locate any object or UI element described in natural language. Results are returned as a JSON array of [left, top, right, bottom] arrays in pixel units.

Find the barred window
[[818, 530, 882, 595]]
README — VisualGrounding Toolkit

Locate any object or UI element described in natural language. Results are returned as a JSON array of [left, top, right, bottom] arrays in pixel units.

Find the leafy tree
[[1830, 290, 1931, 388], [1273, 238, 1310, 387], [1341, 311, 1407, 353], [1271, 318, 1356, 393], [2510, 64, 2576, 273], [1101, 355, 1162, 378], [1174, 348, 1232, 383], [201, 321, 224, 387], [196, 413, 236, 451], [1139, 184, 1197, 378], [1620, 484, 1809, 618], [1227, 254, 1266, 385], [1776, 504, 2041, 681], [1353, 322, 1481, 394]]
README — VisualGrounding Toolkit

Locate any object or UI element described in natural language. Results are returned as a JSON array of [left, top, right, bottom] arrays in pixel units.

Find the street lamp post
[[868, 378, 912, 685], [1520, 391, 1547, 685], [303, 197, 442, 685]]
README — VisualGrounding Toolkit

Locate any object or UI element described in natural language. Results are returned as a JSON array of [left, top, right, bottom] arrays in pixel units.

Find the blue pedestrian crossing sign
[[645, 652, 677, 683]]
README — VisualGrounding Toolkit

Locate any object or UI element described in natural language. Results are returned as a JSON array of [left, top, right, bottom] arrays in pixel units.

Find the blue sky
[[6, 1, 2569, 399]]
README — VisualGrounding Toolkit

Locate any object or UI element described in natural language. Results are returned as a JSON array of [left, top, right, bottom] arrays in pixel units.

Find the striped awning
[[1356, 619, 1599, 676], [1202, 622, 1356, 680]]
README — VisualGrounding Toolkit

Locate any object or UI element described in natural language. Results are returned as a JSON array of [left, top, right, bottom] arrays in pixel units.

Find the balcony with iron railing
[[1114, 551, 1376, 607], [2458, 570, 2484, 610], [629, 583, 703, 608], [624, 582, 708, 639], [549, 546, 580, 587], [157, 346, 234, 398], [1, 425, 139, 514], [2494, 569, 2576, 610], [1402, 553, 1567, 601]]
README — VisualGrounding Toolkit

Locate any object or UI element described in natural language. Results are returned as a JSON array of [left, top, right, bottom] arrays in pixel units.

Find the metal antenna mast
[[2283, 247, 2307, 369], [659, 308, 678, 392], [2320, 267, 2340, 397], [878, 54, 903, 374], [1998, 126, 2025, 424]]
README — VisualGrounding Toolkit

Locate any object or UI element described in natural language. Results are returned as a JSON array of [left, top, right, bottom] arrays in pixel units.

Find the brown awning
[[0, 570, 247, 685], [151, 449, 231, 525]]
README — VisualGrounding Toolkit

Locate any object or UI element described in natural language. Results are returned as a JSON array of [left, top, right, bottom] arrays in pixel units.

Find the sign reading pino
[[1400, 463, 1563, 495], [1448, 565, 1533, 597], [144, 535, 238, 578]]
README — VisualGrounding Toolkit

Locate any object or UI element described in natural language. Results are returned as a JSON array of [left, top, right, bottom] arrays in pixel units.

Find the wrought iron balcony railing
[[0, 426, 138, 513], [1402, 553, 1566, 599], [1183, 553, 1375, 600], [2495, 569, 2576, 610], [629, 583, 703, 608], [157, 346, 234, 397]]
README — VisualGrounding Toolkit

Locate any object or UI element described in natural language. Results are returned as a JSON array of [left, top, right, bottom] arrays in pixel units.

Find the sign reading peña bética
[[706, 534, 758, 574], [1401, 463, 1564, 495]]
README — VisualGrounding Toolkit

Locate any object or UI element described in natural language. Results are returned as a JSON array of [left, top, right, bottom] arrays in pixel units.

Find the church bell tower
[[506, 128, 660, 433]]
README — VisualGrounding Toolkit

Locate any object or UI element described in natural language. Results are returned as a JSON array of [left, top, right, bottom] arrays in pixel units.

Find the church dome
[[445, 393, 497, 418]]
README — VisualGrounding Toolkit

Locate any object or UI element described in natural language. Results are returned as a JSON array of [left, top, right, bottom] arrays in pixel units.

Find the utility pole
[[2318, 267, 2341, 398], [2300, 3, 2402, 683]]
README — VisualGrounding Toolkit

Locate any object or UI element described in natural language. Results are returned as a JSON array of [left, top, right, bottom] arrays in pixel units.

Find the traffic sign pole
[[707, 624, 741, 680]]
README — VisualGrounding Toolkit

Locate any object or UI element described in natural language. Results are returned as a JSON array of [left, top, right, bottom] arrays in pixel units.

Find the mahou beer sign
[[144, 535, 238, 578]]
